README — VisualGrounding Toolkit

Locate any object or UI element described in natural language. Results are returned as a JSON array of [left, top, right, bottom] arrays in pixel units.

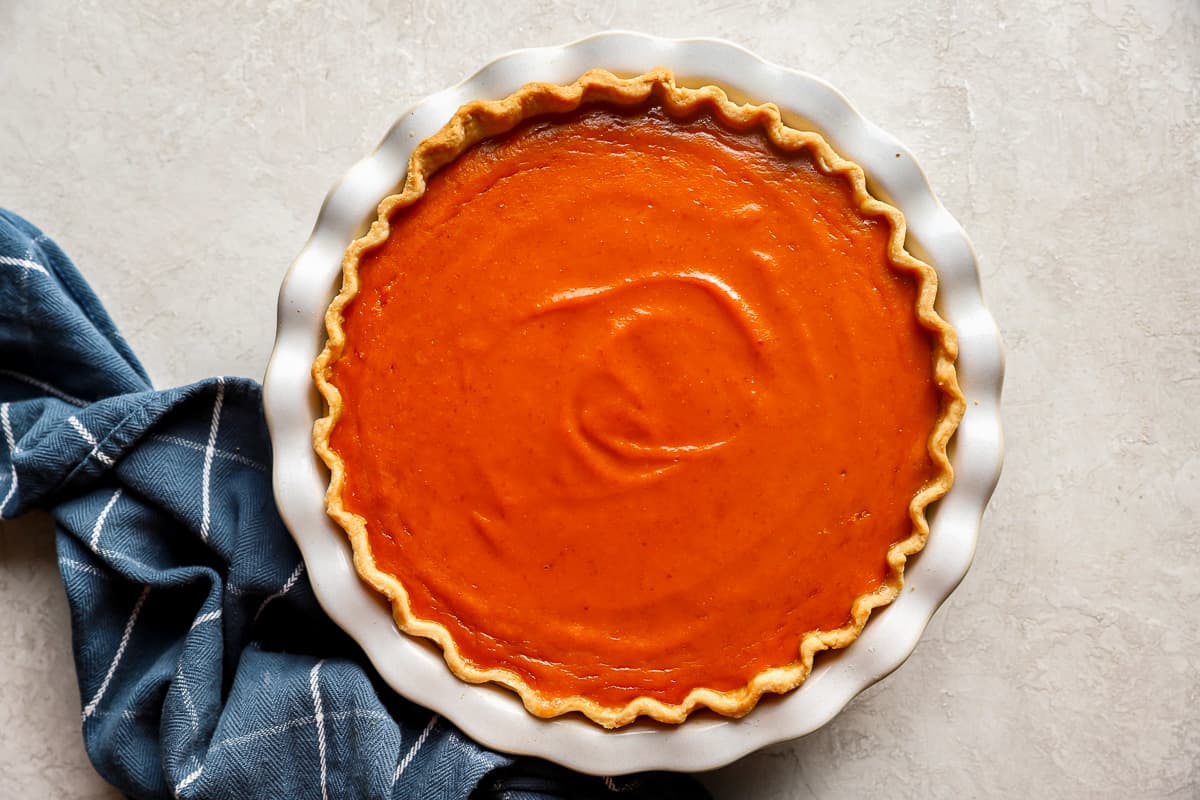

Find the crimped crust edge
[[312, 68, 966, 729]]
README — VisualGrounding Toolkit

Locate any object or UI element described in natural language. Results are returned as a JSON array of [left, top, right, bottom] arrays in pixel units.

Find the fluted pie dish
[[265, 32, 1003, 773], [312, 67, 963, 728]]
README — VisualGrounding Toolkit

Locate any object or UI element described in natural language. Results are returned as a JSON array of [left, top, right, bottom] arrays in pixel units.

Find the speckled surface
[[0, 1, 1197, 797]]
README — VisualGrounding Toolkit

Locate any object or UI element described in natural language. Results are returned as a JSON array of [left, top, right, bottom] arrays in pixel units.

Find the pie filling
[[326, 103, 944, 710]]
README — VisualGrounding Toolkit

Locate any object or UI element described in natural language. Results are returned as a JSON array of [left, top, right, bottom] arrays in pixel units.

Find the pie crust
[[313, 68, 965, 728]]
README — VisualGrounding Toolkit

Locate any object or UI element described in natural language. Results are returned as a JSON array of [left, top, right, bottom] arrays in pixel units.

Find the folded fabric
[[0, 209, 711, 800]]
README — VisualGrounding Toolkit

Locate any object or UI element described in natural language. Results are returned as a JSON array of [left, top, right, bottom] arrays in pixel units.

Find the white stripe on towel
[[82, 585, 151, 720], [393, 714, 439, 786], [0, 255, 49, 275], [68, 415, 115, 466], [198, 377, 225, 542], [309, 661, 329, 800], [89, 488, 123, 550]]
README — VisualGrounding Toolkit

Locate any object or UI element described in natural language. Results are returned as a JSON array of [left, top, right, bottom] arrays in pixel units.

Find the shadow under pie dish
[[312, 67, 965, 729]]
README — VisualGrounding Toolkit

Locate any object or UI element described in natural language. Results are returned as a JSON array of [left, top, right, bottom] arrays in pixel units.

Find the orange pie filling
[[316, 71, 962, 727]]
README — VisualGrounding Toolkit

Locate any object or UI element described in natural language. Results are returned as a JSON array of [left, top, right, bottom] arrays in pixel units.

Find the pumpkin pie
[[312, 69, 964, 728]]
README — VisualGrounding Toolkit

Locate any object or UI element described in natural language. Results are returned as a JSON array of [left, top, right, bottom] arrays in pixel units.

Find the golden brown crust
[[312, 68, 966, 729]]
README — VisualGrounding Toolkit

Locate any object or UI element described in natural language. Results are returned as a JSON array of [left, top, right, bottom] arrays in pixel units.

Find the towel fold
[[0, 209, 710, 800]]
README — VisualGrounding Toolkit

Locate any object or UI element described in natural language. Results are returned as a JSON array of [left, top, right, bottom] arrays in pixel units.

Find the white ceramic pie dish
[[262, 31, 1004, 775]]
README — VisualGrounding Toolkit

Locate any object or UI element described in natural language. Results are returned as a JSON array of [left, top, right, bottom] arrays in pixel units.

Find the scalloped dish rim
[[310, 68, 966, 729], [263, 31, 1003, 774]]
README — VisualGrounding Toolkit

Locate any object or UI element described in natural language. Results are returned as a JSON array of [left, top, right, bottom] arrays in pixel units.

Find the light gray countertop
[[1, 1, 1197, 797]]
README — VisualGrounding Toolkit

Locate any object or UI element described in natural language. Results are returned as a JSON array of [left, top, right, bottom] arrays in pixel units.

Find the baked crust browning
[[312, 68, 965, 728]]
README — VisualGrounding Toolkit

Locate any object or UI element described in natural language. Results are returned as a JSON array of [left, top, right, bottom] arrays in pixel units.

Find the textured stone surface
[[1, 1, 1197, 797]]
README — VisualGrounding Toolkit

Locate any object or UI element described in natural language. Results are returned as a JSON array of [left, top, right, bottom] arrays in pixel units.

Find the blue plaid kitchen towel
[[0, 209, 711, 800]]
